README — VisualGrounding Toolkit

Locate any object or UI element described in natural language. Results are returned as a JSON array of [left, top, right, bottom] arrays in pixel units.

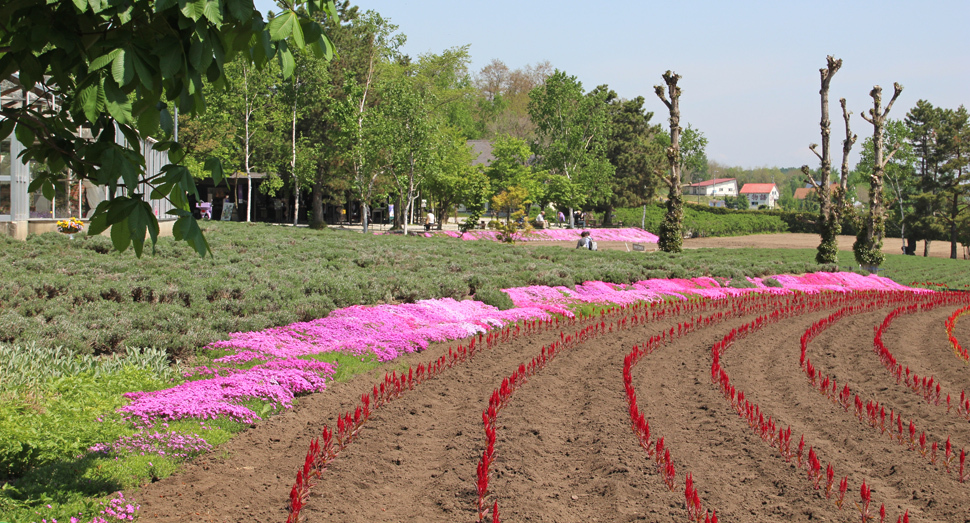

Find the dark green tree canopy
[[0, 0, 336, 255]]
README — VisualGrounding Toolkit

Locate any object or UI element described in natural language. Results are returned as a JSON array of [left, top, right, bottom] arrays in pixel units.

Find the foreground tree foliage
[[0, 0, 336, 255]]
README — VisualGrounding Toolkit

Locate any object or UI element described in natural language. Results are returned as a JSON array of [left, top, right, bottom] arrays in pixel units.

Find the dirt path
[[136, 293, 970, 522]]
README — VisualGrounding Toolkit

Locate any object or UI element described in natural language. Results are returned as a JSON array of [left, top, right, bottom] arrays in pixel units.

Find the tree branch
[[883, 82, 904, 117], [808, 143, 823, 161], [802, 165, 821, 189]]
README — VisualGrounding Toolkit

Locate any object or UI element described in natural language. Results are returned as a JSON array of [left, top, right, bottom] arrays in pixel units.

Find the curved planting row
[[478, 294, 785, 523], [710, 291, 917, 522], [473, 299, 715, 522], [799, 294, 969, 486], [621, 292, 834, 522], [285, 317, 565, 523], [945, 304, 970, 362], [872, 292, 970, 419]]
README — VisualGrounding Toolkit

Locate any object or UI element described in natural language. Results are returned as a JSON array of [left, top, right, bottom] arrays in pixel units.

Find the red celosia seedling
[[825, 464, 835, 498], [835, 476, 849, 509], [857, 480, 872, 522]]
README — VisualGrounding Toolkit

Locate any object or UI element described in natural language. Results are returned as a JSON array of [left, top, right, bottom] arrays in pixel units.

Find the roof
[[685, 178, 736, 187], [739, 183, 778, 194], [467, 140, 495, 166], [793, 183, 840, 200]]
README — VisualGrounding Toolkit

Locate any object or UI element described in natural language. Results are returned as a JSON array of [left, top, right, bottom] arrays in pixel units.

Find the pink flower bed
[[423, 227, 659, 243], [208, 298, 548, 364], [503, 272, 930, 316]]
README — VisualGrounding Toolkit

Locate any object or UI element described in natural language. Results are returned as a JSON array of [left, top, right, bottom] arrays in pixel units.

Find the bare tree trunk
[[291, 81, 300, 227], [854, 83, 904, 271], [243, 65, 253, 223], [654, 71, 684, 253], [310, 176, 326, 228], [802, 56, 842, 264]]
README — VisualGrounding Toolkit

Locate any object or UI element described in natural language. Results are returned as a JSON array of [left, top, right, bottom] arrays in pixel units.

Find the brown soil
[[136, 294, 970, 523]]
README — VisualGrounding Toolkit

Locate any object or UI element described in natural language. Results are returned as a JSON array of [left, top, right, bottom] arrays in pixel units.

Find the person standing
[[557, 210, 565, 227]]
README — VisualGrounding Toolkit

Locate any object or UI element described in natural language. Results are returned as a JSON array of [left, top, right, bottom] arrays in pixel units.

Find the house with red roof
[[684, 178, 738, 197], [739, 183, 780, 209]]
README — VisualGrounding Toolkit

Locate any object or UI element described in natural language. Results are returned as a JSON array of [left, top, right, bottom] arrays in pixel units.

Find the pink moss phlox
[[89, 430, 212, 460], [423, 227, 659, 243], [119, 366, 333, 424], [208, 298, 547, 363], [503, 272, 929, 316]]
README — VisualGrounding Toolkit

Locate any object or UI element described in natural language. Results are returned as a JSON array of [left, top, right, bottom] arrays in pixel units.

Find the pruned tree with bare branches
[[854, 82, 904, 270], [654, 71, 684, 253], [834, 98, 859, 235], [801, 56, 849, 264]]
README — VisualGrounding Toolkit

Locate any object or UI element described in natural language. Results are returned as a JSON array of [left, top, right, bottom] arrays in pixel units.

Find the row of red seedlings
[[477, 293, 791, 523], [711, 290, 916, 523], [872, 292, 970, 419], [799, 293, 969, 487], [476, 304, 649, 522], [284, 316, 565, 523], [945, 304, 970, 362]]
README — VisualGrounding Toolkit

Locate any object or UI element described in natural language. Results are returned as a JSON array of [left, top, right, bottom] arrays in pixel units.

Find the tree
[[0, 0, 335, 255], [935, 105, 970, 258], [679, 125, 709, 185], [856, 119, 916, 254], [800, 56, 848, 265], [854, 82, 904, 270], [381, 69, 436, 235], [654, 70, 685, 253], [600, 92, 662, 226], [528, 70, 614, 228], [485, 134, 545, 203]]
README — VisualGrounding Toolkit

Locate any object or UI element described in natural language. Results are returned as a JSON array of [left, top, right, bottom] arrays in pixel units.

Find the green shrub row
[[615, 204, 789, 237]]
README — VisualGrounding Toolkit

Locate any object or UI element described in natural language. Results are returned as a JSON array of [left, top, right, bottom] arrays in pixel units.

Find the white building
[[2, 76, 175, 240], [684, 178, 738, 197], [739, 183, 780, 209]]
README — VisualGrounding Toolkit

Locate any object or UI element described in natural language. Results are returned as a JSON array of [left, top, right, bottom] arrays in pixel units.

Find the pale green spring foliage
[[0, 344, 177, 393]]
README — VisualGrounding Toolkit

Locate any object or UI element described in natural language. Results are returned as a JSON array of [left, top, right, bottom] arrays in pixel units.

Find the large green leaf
[[77, 82, 102, 123], [204, 156, 224, 186], [202, 0, 222, 25], [267, 10, 297, 41], [110, 216, 131, 253], [89, 49, 121, 72], [180, 0, 206, 21], [103, 78, 132, 124], [101, 147, 139, 192]]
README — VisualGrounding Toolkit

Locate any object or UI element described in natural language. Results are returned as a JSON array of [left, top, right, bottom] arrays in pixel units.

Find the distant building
[[793, 183, 839, 201], [739, 183, 780, 209], [684, 178, 738, 196]]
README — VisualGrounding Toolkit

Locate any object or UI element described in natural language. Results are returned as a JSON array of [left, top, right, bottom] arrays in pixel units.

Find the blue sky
[[255, 0, 968, 169]]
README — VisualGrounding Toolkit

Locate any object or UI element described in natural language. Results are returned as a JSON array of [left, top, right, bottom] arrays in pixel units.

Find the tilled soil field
[[136, 291, 970, 523]]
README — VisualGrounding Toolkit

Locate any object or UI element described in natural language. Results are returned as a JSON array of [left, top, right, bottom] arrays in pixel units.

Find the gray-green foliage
[[0, 344, 176, 394]]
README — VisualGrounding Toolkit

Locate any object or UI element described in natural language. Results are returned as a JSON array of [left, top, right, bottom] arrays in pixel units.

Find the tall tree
[[854, 82, 904, 270], [801, 56, 843, 264], [528, 70, 614, 228], [1, 0, 335, 255], [857, 119, 916, 254], [600, 92, 662, 225], [654, 70, 685, 253], [935, 105, 970, 258]]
